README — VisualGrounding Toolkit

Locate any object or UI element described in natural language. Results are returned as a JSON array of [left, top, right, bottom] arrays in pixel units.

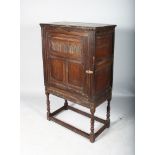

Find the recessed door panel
[[49, 58, 65, 83], [68, 62, 84, 88]]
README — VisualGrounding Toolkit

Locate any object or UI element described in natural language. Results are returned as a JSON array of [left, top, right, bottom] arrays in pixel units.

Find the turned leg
[[46, 92, 50, 120], [90, 106, 95, 143], [106, 99, 111, 128], [64, 99, 68, 110]]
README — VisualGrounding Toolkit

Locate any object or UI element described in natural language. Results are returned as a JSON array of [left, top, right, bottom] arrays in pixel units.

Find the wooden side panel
[[95, 33, 113, 61], [94, 29, 115, 100], [95, 65, 112, 94]]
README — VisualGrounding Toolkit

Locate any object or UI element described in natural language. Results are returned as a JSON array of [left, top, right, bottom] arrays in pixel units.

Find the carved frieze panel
[[48, 36, 83, 58]]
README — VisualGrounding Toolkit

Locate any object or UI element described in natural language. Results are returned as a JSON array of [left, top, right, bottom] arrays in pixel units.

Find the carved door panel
[[45, 30, 89, 96]]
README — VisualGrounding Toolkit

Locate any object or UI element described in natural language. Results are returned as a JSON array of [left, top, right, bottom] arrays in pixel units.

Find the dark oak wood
[[68, 106, 106, 124], [40, 22, 116, 142], [90, 106, 95, 142], [48, 105, 108, 140], [50, 114, 90, 139], [95, 125, 107, 138], [64, 99, 68, 110], [45, 92, 50, 120], [106, 99, 111, 128]]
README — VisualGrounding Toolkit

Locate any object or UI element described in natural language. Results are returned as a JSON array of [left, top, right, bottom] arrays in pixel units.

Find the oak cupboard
[[40, 22, 116, 142]]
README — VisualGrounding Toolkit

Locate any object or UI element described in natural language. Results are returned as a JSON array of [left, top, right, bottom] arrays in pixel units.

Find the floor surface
[[21, 93, 135, 155]]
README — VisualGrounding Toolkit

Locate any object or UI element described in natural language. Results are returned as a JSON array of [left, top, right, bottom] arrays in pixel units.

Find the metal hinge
[[85, 70, 93, 74]]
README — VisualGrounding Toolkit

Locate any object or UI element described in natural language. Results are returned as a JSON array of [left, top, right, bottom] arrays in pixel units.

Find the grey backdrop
[[21, 0, 135, 97]]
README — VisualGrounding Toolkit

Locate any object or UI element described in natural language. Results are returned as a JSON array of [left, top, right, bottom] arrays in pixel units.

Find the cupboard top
[[40, 22, 116, 30]]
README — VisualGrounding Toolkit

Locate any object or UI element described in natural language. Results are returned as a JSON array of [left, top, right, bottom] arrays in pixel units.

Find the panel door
[[44, 29, 89, 96]]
